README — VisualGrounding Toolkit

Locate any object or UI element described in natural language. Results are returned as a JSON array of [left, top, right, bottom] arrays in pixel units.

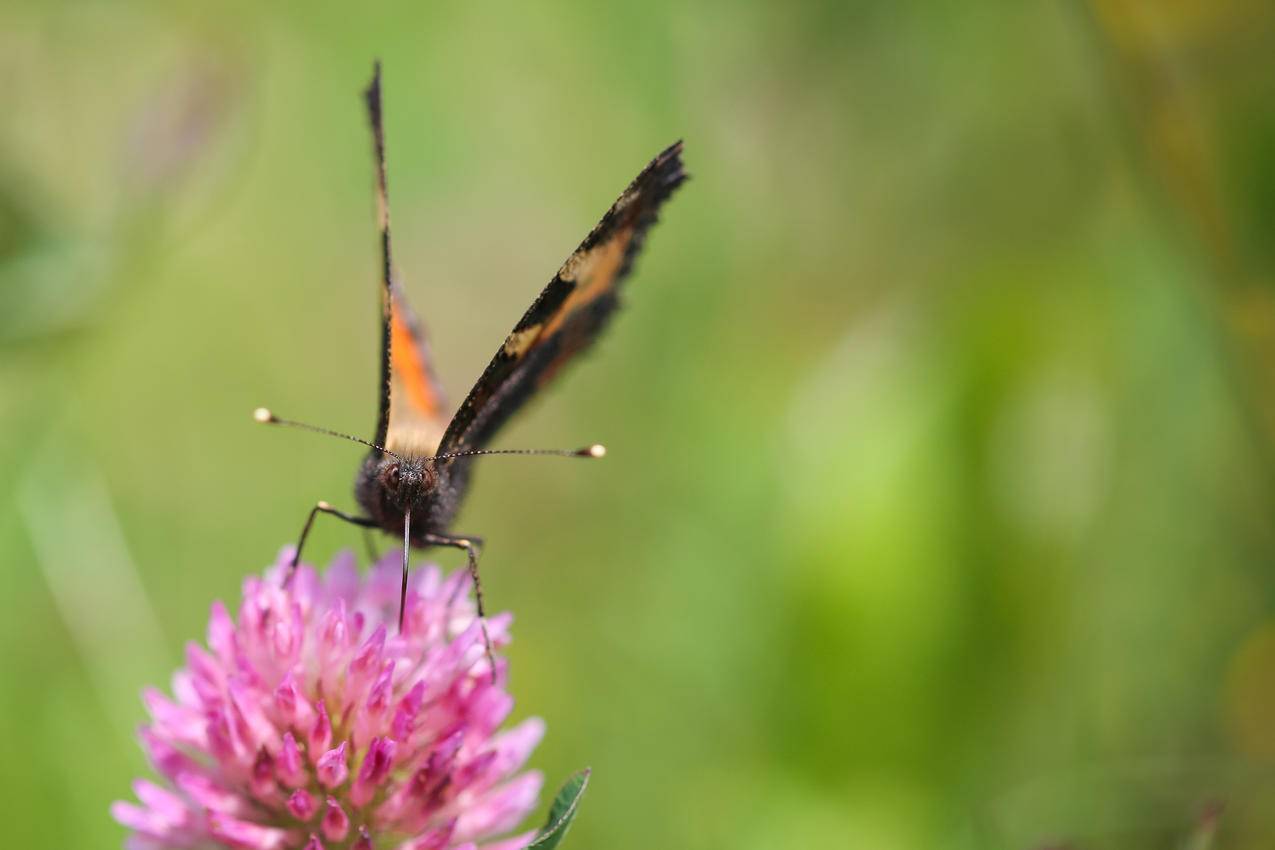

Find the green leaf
[[527, 768, 591, 850]]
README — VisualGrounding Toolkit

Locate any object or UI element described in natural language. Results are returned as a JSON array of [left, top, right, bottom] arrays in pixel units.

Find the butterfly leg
[[287, 501, 376, 585], [423, 532, 495, 681]]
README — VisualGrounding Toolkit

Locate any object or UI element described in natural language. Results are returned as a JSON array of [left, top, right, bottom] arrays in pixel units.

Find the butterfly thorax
[[354, 454, 469, 541]]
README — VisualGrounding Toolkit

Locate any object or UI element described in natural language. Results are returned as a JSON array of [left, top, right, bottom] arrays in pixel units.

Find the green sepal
[[527, 768, 591, 850]]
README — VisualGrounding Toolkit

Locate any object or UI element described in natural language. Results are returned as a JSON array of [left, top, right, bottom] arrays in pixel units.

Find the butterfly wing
[[438, 141, 687, 454], [383, 285, 448, 455], [366, 66, 449, 457]]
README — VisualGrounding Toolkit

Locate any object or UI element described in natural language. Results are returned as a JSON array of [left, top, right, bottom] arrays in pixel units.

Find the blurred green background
[[3, 1, 1275, 848]]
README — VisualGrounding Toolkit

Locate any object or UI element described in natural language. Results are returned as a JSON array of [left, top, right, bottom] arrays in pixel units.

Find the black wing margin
[[438, 141, 687, 454]]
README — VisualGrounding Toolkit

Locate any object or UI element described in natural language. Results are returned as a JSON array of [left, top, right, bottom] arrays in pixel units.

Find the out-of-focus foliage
[[2, 2, 1275, 848]]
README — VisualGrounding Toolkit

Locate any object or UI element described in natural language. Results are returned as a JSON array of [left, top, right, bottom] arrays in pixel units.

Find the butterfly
[[255, 63, 686, 666]]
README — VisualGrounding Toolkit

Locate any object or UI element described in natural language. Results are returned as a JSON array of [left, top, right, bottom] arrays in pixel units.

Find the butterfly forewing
[[438, 141, 687, 455], [365, 69, 450, 458]]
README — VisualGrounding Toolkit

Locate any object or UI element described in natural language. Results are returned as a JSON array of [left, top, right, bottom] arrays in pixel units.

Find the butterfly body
[[259, 63, 686, 657]]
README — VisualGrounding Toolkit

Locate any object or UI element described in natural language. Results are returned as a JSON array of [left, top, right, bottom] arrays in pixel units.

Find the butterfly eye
[[386, 463, 401, 487]]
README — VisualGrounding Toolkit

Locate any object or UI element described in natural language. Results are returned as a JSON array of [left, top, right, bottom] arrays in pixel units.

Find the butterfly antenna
[[426, 445, 606, 462], [254, 408, 400, 458]]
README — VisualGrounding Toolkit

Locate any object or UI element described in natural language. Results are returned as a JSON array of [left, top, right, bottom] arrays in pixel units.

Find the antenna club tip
[[584, 444, 607, 458], [253, 407, 275, 424]]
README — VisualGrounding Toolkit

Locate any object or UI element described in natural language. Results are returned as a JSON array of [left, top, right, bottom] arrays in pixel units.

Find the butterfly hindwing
[[438, 141, 688, 454], [366, 68, 449, 458]]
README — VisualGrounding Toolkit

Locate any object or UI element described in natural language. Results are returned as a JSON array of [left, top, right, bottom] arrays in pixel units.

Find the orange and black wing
[[438, 141, 687, 455], [366, 64, 449, 457]]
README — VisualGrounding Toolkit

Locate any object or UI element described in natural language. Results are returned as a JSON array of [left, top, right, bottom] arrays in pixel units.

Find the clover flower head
[[113, 549, 544, 850]]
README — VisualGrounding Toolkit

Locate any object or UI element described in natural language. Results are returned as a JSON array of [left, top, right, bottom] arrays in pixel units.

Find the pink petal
[[144, 688, 207, 750], [110, 801, 174, 838], [453, 772, 543, 844], [274, 672, 317, 732], [251, 746, 277, 798], [322, 797, 350, 842], [367, 551, 404, 604], [464, 688, 515, 740], [208, 600, 237, 662], [277, 732, 307, 787], [401, 818, 456, 850], [139, 726, 199, 780], [269, 603, 301, 662], [480, 830, 538, 850], [470, 719, 545, 792], [133, 780, 187, 820], [288, 788, 318, 821], [324, 551, 360, 604], [170, 670, 201, 711], [176, 771, 252, 816], [320, 599, 351, 651], [354, 660, 396, 748], [409, 563, 443, 598], [483, 612, 514, 646], [391, 681, 426, 743], [316, 741, 349, 789], [207, 812, 295, 850], [453, 751, 497, 794], [310, 700, 333, 755], [319, 601, 353, 696], [349, 625, 387, 681], [374, 730, 462, 828], [350, 737, 397, 806], [413, 621, 485, 703], [185, 642, 226, 703], [228, 678, 278, 751], [291, 563, 322, 610], [124, 833, 178, 850], [206, 707, 247, 770]]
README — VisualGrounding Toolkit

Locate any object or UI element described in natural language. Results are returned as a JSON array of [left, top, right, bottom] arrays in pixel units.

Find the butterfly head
[[377, 456, 439, 509]]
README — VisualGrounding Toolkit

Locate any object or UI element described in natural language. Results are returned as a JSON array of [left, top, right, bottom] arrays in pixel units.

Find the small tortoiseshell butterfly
[[255, 63, 686, 663]]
